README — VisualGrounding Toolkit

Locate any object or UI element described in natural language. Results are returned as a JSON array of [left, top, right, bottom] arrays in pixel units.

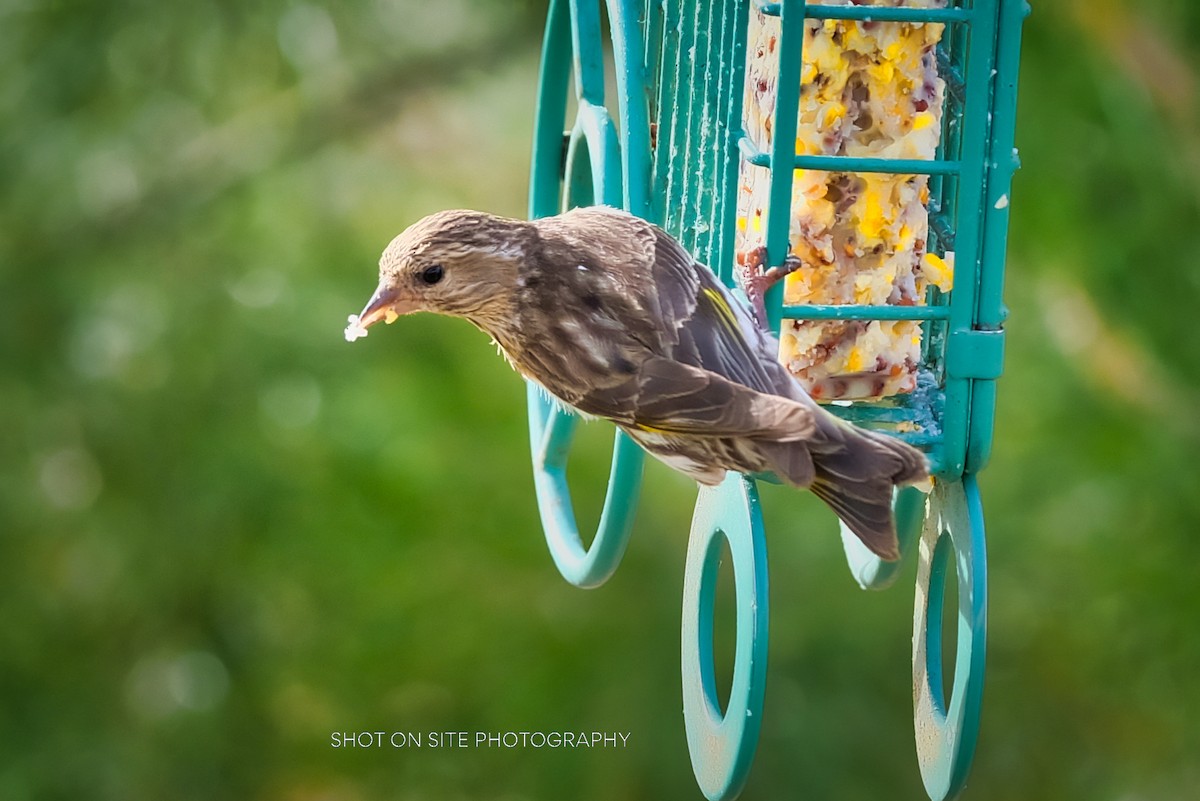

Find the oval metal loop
[[564, 99, 623, 209], [529, 0, 570, 219], [912, 475, 987, 801], [682, 473, 769, 801], [569, 0, 606, 105], [840, 484, 927, 590], [527, 384, 644, 588], [527, 0, 648, 589], [603, 0, 653, 218]]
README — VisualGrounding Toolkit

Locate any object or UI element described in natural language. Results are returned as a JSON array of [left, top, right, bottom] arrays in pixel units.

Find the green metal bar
[[753, 0, 974, 24], [715, 0, 750, 286], [706, 0, 733, 273], [935, 49, 967, 107], [671, 0, 695, 242], [642, 0, 664, 130], [976, 0, 1027, 332], [966, 0, 1028, 475], [705, 0, 730, 264], [762, 0, 806, 336], [893, 431, 941, 449], [738, 137, 962, 175], [689, 0, 718, 259], [651, 0, 681, 225], [608, 0, 654, 219], [663, 0, 698, 234], [939, 0, 1000, 479], [825, 403, 936, 425], [792, 155, 962, 175], [529, 0, 571, 220], [569, 0, 606, 105], [782, 304, 951, 321], [707, 0, 735, 261], [805, 5, 973, 24], [929, 208, 956, 251]]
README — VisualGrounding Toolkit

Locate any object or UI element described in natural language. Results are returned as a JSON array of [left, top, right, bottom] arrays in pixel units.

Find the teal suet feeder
[[527, 1, 1027, 798]]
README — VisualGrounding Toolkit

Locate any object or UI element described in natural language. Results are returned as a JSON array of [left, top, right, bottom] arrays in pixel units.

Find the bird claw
[[740, 246, 804, 331]]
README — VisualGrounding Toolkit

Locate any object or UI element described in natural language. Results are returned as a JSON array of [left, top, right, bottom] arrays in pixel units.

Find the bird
[[346, 205, 928, 559]]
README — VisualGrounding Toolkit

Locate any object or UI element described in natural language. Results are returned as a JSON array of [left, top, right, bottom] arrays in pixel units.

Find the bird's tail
[[807, 425, 928, 561]]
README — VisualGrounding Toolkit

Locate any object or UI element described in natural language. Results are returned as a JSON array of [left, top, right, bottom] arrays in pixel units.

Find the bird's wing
[[644, 222, 799, 398], [577, 356, 815, 441], [540, 208, 815, 438]]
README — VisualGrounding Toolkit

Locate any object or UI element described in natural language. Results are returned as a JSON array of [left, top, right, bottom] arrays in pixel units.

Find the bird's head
[[346, 209, 533, 340]]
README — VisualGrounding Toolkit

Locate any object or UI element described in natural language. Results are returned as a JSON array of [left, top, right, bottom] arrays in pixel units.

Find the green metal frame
[[913, 475, 989, 800], [682, 473, 769, 800], [527, 0, 648, 588], [527, 1, 1026, 798]]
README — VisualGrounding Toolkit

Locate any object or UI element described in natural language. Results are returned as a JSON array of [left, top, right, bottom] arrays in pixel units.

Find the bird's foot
[[741, 246, 804, 331]]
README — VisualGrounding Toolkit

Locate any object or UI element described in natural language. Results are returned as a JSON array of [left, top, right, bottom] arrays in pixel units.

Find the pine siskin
[[347, 206, 927, 559]]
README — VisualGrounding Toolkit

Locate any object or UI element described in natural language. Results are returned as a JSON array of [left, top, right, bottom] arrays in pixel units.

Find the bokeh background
[[3, 0, 1199, 799]]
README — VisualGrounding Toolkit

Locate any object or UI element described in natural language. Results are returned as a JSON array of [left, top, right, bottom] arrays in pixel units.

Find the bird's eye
[[420, 264, 444, 285]]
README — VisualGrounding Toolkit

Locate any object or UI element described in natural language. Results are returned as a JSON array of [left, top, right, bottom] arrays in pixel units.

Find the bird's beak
[[344, 283, 415, 342], [360, 283, 418, 327]]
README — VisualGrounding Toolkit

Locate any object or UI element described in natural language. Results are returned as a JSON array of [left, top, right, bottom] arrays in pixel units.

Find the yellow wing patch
[[701, 286, 740, 334]]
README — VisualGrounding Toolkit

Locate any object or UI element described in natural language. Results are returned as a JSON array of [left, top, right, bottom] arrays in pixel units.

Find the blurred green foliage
[[1, 0, 1198, 799]]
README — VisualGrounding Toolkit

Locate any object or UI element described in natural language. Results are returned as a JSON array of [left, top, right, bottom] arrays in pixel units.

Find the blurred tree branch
[[79, 20, 543, 251]]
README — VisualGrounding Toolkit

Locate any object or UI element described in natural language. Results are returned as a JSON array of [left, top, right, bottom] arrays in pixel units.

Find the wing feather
[[578, 357, 815, 441], [537, 208, 818, 442], [646, 227, 805, 400]]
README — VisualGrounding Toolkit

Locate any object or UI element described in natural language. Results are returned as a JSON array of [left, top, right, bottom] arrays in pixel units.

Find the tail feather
[[810, 477, 900, 560], [756, 439, 815, 486], [809, 426, 929, 561]]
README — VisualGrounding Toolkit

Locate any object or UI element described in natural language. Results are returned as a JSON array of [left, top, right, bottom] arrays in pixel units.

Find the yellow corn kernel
[[860, 191, 885, 239], [846, 347, 865, 373], [821, 102, 846, 128], [921, 252, 954, 292], [801, 63, 817, 84], [736, 216, 747, 232], [751, 213, 762, 232], [846, 20, 882, 54], [912, 112, 935, 131], [867, 60, 894, 85]]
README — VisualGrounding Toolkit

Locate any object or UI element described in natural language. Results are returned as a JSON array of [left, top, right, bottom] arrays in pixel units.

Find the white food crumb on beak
[[344, 314, 369, 342], [994, 194, 1009, 209]]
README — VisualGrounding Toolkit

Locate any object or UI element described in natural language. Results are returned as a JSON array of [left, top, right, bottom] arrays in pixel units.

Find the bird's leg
[[741, 246, 804, 331]]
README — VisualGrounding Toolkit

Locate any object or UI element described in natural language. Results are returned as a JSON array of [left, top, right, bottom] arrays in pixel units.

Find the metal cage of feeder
[[527, 1, 1027, 799]]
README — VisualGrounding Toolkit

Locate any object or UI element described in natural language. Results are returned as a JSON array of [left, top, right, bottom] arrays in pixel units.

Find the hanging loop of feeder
[[912, 475, 988, 801], [526, 0, 655, 587], [681, 472, 770, 801]]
